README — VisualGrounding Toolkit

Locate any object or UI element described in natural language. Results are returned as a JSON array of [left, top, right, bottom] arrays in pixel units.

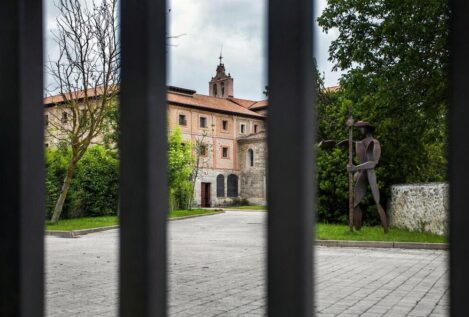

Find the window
[[61, 112, 68, 123], [179, 114, 187, 126], [222, 120, 228, 131], [240, 124, 245, 134], [199, 144, 207, 156], [227, 174, 238, 197], [254, 124, 258, 133], [221, 82, 225, 96], [248, 149, 254, 167], [222, 146, 229, 158], [200, 116, 207, 128], [45, 114, 49, 126], [216, 174, 225, 197], [213, 84, 217, 96]]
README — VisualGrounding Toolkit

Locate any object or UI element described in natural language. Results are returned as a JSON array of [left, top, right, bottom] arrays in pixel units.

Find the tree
[[168, 128, 194, 210], [314, 0, 449, 224], [317, 0, 449, 186], [188, 130, 212, 209], [46, 0, 119, 223]]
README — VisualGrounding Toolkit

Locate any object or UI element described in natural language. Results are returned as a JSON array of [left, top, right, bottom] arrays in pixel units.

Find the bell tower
[[209, 52, 234, 98]]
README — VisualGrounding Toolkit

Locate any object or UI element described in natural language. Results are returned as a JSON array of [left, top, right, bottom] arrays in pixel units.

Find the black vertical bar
[[449, 1, 469, 316], [268, 0, 315, 316], [120, 0, 168, 316], [0, 1, 44, 317]]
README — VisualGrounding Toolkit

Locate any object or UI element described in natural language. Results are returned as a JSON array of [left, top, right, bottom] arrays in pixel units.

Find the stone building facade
[[44, 59, 269, 207]]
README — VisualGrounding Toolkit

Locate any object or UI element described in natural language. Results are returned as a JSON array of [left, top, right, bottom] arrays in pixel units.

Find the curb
[[316, 240, 448, 250], [168, 211, 225, 221], [45, 225, 120, 238], [45, 211, 225, 238], [221, 208, 267, 212]]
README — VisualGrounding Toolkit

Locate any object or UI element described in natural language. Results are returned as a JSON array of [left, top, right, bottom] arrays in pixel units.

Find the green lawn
[[316, 223, 446, 243], [226, 205, 267, 210], [46, 209, 221, 231]]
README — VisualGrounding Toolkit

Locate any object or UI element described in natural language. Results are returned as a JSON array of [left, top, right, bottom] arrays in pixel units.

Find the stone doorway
[[201, 182, 211, 207]]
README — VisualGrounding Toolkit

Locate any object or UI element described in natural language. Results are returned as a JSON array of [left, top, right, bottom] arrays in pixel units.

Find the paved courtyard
[[46, 211, 448, 316]]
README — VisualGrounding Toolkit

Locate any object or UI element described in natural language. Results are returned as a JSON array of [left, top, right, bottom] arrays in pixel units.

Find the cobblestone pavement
[[46, 211, 448, 316]]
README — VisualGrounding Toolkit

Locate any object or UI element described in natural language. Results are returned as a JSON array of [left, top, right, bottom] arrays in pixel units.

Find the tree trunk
[[188, 156, 200, 210], [50, 160, 78, 223]]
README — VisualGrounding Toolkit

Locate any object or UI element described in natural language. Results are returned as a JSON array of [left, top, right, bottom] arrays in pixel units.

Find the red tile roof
[[44, 86, 266, 119], [168, 92, 265, 118], [44, 87, 112, 105], [249, 100, 268, 110], [44, 85, 340, 117], [227, 97, 257, 109]]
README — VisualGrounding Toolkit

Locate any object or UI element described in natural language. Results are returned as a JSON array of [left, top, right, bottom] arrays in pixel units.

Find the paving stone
[[45, 211, 448, 316]]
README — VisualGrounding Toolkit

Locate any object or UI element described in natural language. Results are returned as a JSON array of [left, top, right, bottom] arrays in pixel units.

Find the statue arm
[[319, 139, 356, 148]]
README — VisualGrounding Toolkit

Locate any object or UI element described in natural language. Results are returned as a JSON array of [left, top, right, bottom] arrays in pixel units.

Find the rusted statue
[[320, 114, 389, 233]]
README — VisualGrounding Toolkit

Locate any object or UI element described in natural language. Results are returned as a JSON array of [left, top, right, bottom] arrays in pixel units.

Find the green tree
[[315, 0, 448, 223], [168, 128, 194, 210], [46, 0, 120, 223], [317, 0, 448, 185]]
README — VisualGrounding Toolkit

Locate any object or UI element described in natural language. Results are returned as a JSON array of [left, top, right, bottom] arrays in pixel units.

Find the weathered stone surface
[[193, 168, 241, 207], [388, 183, 448, 236], [238, 131, 267, 205]]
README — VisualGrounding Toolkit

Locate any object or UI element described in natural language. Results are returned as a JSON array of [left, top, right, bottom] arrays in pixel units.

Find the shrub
[[45, 145, 119, 219], [168, 128, 194, 210]]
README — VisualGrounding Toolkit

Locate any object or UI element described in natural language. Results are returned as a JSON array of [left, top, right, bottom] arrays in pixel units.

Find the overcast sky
[[45, 0, 343, 100]]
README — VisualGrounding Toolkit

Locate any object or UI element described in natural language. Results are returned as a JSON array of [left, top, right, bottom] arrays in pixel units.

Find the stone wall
[[388, 183, 448, 236], [238, 132, 267, 206], [193, 168, 241, 207]]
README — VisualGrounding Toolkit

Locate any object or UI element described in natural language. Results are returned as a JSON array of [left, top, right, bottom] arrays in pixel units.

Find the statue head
[[354, 121, 374, 136]]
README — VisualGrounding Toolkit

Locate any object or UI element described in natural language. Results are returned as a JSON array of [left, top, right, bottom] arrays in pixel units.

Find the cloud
[[45, 0, 342, 100], [167, 0, 267, 100]]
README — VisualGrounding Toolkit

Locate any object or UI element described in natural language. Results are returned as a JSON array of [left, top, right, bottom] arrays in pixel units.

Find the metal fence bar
[[0, 1, 44, 316], [119, 0, 168, 316], [267, 0, 315, 316], [449, 1, 469, 316]]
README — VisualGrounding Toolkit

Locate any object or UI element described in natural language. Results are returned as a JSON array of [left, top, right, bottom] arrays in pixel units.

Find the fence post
[[449, 1, 469, 316], [268, 0, 315, 316], [0, 1, 45, 316], [119, 0, 168, 316]]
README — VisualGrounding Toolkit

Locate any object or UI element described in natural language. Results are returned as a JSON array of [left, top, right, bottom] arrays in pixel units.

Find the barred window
[[217, 174, 225, 197], [227, 174, 238, 197], [200, 116, 207, 128], [179, 114, 187, 126]]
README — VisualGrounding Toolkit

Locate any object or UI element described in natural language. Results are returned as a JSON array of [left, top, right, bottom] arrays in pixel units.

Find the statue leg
[[353, 206, 363, 230], [353, 172, 367, 231], [367, 169, 389, 233]]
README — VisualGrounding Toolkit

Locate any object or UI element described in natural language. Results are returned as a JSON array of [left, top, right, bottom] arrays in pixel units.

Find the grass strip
[[226, 205, 267, 210], [316, 223, 446, 243], [46, 209, 220, 231]]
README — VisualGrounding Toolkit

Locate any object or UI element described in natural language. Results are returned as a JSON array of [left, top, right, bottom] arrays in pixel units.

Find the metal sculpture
[[320, 116, 389, 233]]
